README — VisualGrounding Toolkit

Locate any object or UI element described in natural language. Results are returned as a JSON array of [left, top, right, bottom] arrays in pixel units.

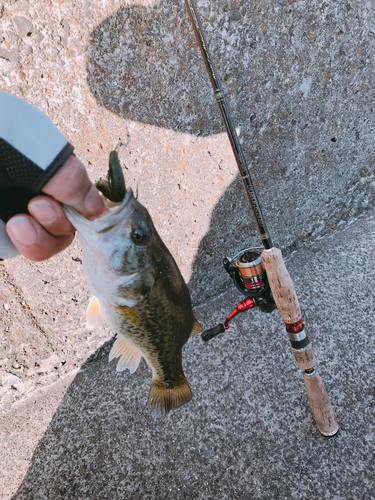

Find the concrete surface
[[5, 212, 375, 499], [1, 0, 375, 498]]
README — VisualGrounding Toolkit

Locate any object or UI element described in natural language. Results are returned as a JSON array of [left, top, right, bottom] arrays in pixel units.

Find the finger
[[28, 196, 76, 236], [6, 215, 74, 261], [42, 155, 104, 218]]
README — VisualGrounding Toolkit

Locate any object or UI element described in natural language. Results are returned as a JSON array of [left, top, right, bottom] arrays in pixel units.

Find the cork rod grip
[[293, 346, 338, 436], [261, 247, 301, 325], [303, 370, 338, 436], [262, 248, 338, 436]]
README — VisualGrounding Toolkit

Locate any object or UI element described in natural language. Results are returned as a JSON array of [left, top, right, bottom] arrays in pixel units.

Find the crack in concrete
[[0, 266, 53, 349]]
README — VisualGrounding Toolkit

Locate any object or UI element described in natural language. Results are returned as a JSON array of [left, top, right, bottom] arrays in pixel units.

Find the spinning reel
[[201, 248, 276, 341]]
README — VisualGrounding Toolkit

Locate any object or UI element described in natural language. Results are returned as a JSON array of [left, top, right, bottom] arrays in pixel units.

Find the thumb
[[41, 155, 104, 218]]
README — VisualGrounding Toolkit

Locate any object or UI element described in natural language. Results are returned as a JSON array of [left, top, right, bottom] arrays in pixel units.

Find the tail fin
[[148, 376, 192, 417]]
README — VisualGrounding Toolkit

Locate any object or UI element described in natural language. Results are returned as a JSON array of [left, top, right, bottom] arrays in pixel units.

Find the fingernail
[[28, 199, 58, 224], [83, 185, 104, 216], [6, 216, 37, 246]]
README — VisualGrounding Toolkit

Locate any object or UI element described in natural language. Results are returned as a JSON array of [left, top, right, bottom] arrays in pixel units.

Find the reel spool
[[235, 250, 267, 295]]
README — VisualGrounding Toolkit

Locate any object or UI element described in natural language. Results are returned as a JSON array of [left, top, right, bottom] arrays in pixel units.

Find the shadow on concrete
[[86, 0, 267, 305], [86, 0, 252, 138], [10, 305, 281, 500], [187, 174, 259, 304], [10, 182, 264, 499], [12, 209, 375, 498]]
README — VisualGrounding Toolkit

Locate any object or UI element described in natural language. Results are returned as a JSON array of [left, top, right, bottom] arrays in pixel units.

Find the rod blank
[[184, 0, 272, 250]]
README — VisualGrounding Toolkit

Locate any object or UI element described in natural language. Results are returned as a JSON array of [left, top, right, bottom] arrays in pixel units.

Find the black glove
[[0, 90, 74, 259]]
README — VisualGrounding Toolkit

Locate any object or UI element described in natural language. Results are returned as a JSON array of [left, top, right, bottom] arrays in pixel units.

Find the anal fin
[[109, 334, 142, 374], [148, 376, 192, 417], [190, 318, 203, 336]]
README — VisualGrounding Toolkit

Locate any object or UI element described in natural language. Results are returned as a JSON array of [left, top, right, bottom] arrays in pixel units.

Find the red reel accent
[[286, 319, 303, 333], [244, 280, 265, 290], [224, 297, 255, 328]]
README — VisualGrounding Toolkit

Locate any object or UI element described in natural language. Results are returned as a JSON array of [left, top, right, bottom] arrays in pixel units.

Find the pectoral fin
[[86, 296, 105, 330], [109, 334, 142, 374], [190, 318, 203, 336]]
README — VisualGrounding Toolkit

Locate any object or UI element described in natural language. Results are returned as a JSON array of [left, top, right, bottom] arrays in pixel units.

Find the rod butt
[[303, 369, 338, 436]]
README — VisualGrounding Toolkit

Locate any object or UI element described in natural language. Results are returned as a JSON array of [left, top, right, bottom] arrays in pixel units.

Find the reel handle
[[201, 324, 226, 341]]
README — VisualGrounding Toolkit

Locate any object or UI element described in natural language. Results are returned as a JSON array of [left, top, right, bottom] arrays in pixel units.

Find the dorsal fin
[[190, 318, 203, 336], [109, 334, 142, 374], [86, 296, 105, 330]]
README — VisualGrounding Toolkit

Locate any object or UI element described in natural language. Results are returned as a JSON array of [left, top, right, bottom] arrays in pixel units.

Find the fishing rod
[[185, 0, 338, 436]]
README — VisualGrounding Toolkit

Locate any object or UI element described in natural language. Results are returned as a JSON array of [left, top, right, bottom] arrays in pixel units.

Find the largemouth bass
[[64, 154, 201, 416]]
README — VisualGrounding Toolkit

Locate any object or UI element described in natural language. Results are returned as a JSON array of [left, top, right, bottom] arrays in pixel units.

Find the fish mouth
[[94, 188, 135, 230], [64, 187, 137, 233]]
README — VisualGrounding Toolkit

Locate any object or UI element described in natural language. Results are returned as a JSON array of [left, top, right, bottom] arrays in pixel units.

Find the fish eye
[[131, 228, 147, 244]]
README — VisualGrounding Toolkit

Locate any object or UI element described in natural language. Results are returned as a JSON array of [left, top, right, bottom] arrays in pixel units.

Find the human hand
[[5, 155, 104, 261]]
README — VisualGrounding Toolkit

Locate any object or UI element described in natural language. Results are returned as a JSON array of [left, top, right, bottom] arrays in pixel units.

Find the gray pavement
[[1, 0, 375, 498], [6, 210, 375, 499]]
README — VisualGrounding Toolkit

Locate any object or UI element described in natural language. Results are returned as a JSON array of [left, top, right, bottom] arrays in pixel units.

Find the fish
[[63, 152, 202, 416]]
